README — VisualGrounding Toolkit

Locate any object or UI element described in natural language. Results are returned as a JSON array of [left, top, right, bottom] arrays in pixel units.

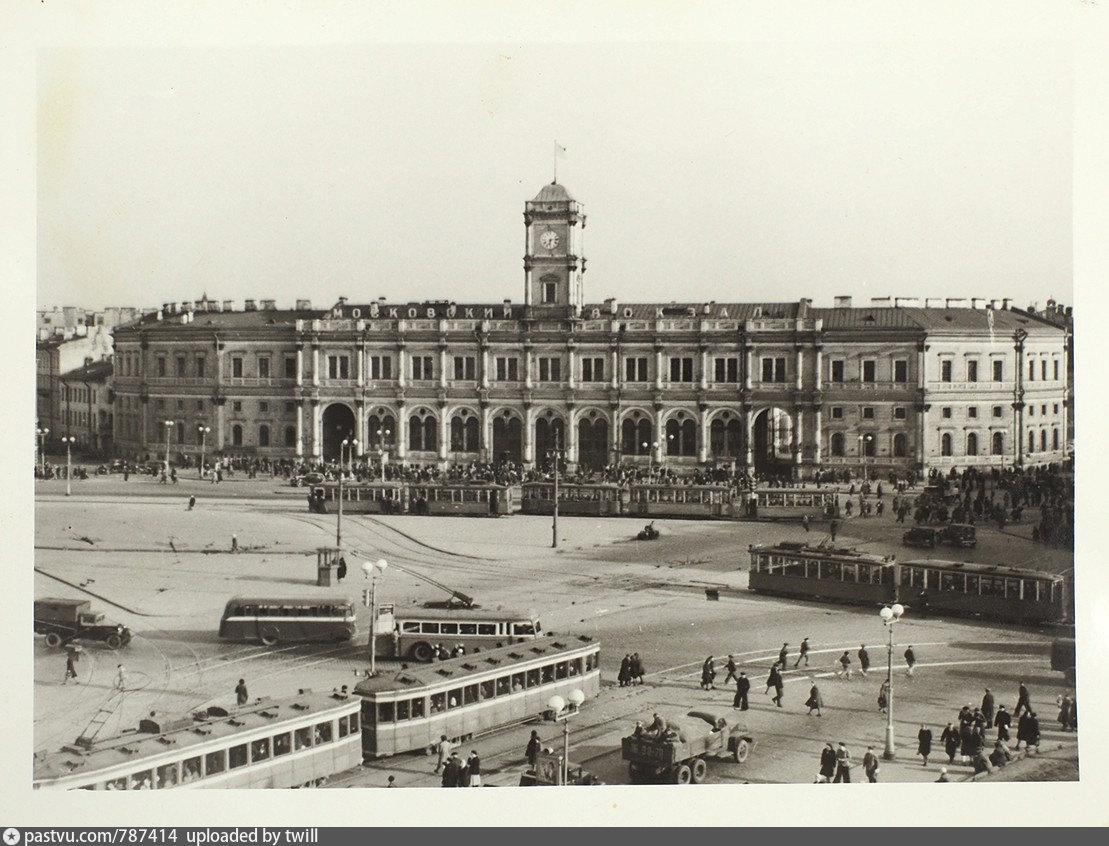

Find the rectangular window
[[940, 360, 952, 382], [542, 282, 557, 304], [370, 356, 392, 379], [1028, 360, 1035, 381], [670, 357, 694, 382], [314, 721, 333, 744], [259, 401, 269, 413], [453, 356, 476, 380], [893, 360, 908, 383], [625, 357, 648, 382], [228, 744, 248, 769], [831, 407, 843, 420], [233, 401, 242, 412], [582, 357, 605, 382], [714, 357, 739, 382], [538, 357, 561, 382], [157, 357, 167, 377], [761, 357, 786, 382], [966, 360, 978, 382], [862, 360, 876, 383], [942, 407, 952, 419], [258, 357, 270, 379], [993, 405, 1003, 418], [285, 356, 297, 379], [285, 401, 296, 413], [1053, 404, 1059, 414], [1041, 360, 1047, 381], [196, 356, 206, 379], [831, 360, 845, 382], [327, 355, 349, 379], [993, 360, 1004, 381], [175, 356, 186, 377], [196, 399, 204, 411], [495, 357, 519, 381], [862, 407, 875, 420], [1053, 360, 1060, 381], [968, 407, 978, 419], [176, 399, 184, 411], [411, 356, 433, 380], [1028, 406, 1034, 417], [894, 407, 906, 420]]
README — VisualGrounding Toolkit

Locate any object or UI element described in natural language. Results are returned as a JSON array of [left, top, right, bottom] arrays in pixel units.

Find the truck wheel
[[673, 764, 693, 785], [260, 627, 280, 646], [690, 758, 707, 783], [411, 642, 433, 663], [106, 634, 123, 650], [733, 739, 750, 763], [44, 632, 63, 648]]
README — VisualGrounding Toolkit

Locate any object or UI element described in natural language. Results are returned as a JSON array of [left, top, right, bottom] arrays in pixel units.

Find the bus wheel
[[733, 739, 750, 763], [690, 758, 707, 783], [673, 764, 693, 785], [261, 627, 280, 646], [106, 634, 123, 650], [411, 642, 433, 663], [44, 632, 63, 648]]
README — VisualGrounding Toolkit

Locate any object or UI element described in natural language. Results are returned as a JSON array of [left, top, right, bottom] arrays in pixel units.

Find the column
[[295, 345, 304, 387], [567, 349, 576, 389], [745, 349, 753, 390], [610, 408, 620, 464], [655, 350, 664, 389], [796, 348, 803, 390], [356, 342, 364, 388], [397, 347, 407, 388], [700, 350, 709, 390], [481, 348, 490, 390], [311, 401, 321, 458], [525, 349, 534, 389], [311, 345, 320, 388], [698, 407, 709, 463], [815, 347, 823, 390], [793, 407, 804, 466], [356, 402, 366, 454], [813, 408, 822, 464], [744, 407, 753, 466], [654, 408, 665, 464], [295, 401, 303, 457], [440, 348, 448, 389], [395, 404, 407, 460], [439, 411, 449, 461], [523, 409, 534, 465], [216, 402, 225, 450], [566, 412, 578, 467], [480, 405, 490, 461], [611, 349, 619, 389]]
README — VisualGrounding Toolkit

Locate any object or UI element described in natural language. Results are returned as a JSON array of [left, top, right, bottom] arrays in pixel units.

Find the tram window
[[182, 757, 202, 783], [229, 744, 248, 769], [447, 688, 463, 709], [250, 738, 270, 762], [378, 702, 395, 722], [273, 732, 291, 756], [822, 562, 842, 581], [205, 750, 226, 776], [460, 624, 478, 635], [857, 564, 872, 583], [781, 558, 804, 577], [395, 700, 409, 722], [463, 684, 479, 705], [402, 622, 420, 634], [965, 575, 979, 595], [556, 661, 569, 679], [1023, 580, 1039, 602], [130, 770, 153, 790], [480, 679, 495, 699], [156, 762, 179, 788], [420, 623, 438, 634], [430, 693, 446, 713], [568, 658, 581, 677], [511, 672, 525, 691], [541, 665, 554, 684], [441, 623, 459, 635], [315, 722, 333, 744], [496, 675, 511, 695], [478, 624, 496, 636], [295, 726, 313, 750], [980, 577, 1003, 597], [899, 568, 915, 587], [940, 572, 962, 592], [525, 668, 540, 688], [105, 776, 127, 791], [587, 652, 598, 672], [1004, 579, 1021, 599]]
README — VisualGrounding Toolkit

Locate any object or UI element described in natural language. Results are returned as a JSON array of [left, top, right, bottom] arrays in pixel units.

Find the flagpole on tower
[[553, 140, 558, 183]]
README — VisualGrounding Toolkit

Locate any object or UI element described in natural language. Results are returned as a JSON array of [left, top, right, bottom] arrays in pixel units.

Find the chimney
[[337, 296, 348, 306], [894, 297, 921, 308], [946, 298, 969, 309], [181, 301, 193, 312], [798, 298, 811, 317], [970, 298, 986, 310], [244, 299, 257, 311], [604, 297, 618, 315], [833, 296, 852, 308], [925, 297, 945, 308], [1002, 298, 1012, 310], [260, 299, 276, 310], [295, 299, 312, 310], [990, 299, 1002, 310], [220, 300, 231, 312], [871, 297, 892, 306]]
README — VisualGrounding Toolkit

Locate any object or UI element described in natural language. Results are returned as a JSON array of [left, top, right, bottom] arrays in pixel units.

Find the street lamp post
[[361, 558, 389, 676], [547, 431, 563, 549], [337, 437, 357, 547], [376, 427, 391, 483], [61, 436, 76, 496], [197, 425, 211, 479], [858, 433, 873, 482], [546, 689, 586, 785], [879, 602, 905, 760], [36, 427, 49, 475], [163, 420, 175, 478]]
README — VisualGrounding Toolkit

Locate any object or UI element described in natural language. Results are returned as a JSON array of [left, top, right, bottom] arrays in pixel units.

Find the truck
[[34, 598, 132, 649], [622, 710, 756, 784]]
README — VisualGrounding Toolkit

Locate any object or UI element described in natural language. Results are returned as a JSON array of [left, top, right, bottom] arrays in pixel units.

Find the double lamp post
[[879, 602, 905, 760]]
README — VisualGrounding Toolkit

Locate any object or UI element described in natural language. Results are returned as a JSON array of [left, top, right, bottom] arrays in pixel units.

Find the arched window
[[1040, 430, 1047, 452], [862, 435, 876, 458], [232, 424, 243, 447], [367, 414, 396, 448], [258, 425, 270, 447], [941, 433, 952, 456], [450, 416, 465, 451], [423, 416, 437, 452], [966, 432, 978, 456], [893, 432, 908, 458], [1052, 428, 1059, 451], [1028, 430, 1035, 454], [285, 426, 296, 448], [992, 432, 1004, 455], [465, 417, 479, 452], [830, 432, 844, 457], [681, 419, 696, 456], [410, 413, 437, 451], [622, 417, 653, 455]]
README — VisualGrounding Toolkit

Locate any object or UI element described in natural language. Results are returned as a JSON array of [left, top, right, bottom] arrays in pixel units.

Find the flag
[[555, 141, 567, 160]]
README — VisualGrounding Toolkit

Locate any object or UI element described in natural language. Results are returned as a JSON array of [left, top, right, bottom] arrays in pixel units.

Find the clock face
[[540, 230, 560, 250]]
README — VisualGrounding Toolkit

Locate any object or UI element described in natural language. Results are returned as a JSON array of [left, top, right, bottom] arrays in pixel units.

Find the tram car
[[308, 482, 512, 516], [33, 691, 363, 790], [753, 488, 838, 519], [307, 481, 405, 514], [747, 542, 1067, 624], [520, 481, 739, 519], [519, 481, 624, 516]]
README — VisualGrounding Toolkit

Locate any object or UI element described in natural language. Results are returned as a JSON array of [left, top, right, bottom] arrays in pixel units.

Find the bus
[[34, 691, 363, 790], [218, 598, 357, 646], [354, 634, 601, 758], [381, 606, 542, 663], [747, 542, 1067, 624]]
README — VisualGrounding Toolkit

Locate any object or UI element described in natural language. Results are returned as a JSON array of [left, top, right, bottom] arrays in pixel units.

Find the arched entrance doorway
[[322, 403, 356, 461], [752, 407, 794, 478], [492, 412, 523, 466], [534, 414, 565, 470], [577, 412, 609, 472]]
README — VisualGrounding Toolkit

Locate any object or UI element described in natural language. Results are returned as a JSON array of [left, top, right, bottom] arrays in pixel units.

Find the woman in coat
[[618, 655, 632, 687], [805, 681, 824, 716], [917, 724, 933, 766], [877, 680, 889, 713], [701, 656, 716, 690], [817, 743, 837, 783]]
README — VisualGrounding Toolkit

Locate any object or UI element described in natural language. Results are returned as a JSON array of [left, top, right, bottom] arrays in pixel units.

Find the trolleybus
[[218, 598, 357, 646], [383, 607, 542, 662]]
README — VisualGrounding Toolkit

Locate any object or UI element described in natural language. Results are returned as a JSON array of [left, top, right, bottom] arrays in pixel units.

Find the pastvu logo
[[3, 829, 20, 845]]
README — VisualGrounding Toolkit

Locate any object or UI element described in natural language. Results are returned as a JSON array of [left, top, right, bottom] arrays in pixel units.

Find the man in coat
[[904, 645, 916, 677], [941, 721, 960, 764], [778, 643, 789, 668], [981, 688, 996, 724], [917, 724, 933, 767], [1014, 680, 1031, 717], [858, 644, 871, 678], [701, 656, 717, 690], [733, 672, 750, 711], [235, 678, 249, 706], [795, 638, 811, 668], [805, 680, 824, 716], [618, 654, 632, 687], [767, 664, 784, 707], [862, 746, 880, 783], [723, 655, 738, 685], [434, 734, 453, 774], [994, 705, 1012, 743], [441, 752, 461, 787], [817, 742, 836, 783], [832, 742, 852, 783]]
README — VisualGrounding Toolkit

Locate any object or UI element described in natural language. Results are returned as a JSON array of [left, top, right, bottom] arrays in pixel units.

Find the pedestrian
[[336, 556, 347, 583], [766, 664, 784, 707], [618, 654, 632, 687], [862, 746, 880, 783], [733, 672, 750, 711], [836, 650, 852, 679], [467, 751, 482, 787], [701, 655, 716, 690], [981, 688, 995, 725], [1026, 711, 1041, 750], [235, 678, 249, 705], [878, 680, 889, 713], [1056, 692, 1075, 732], [833, 742, 852, 783], [817, 742, 836, 783], [858, 644, 870, 677], [632, 653, 646, 685], [778, 643, 789, 668], [918, 724, 933, 766], [795, 638, 810, 668], [434, 734, 452, 773], [525, 730, 541, 769], [441, 751, 461, 787], [805, 679, 823, 716], [231, 534, 239, 553], [1014, 680, 1031, 717], [723, 654, 738, 685], [904, 645, 916, 677], [801, 514, 810, 532], [63, 650, 79, 684], [829, 520, 838, 542], [187, 495, 196, 511], [114, 664, 126, 692], [994, 705, 1011, 743]]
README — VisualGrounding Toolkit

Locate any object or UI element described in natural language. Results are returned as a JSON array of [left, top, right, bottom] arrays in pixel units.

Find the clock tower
[[523, 182, 586, 309]]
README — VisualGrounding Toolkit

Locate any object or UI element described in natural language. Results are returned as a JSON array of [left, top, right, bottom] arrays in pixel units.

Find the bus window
[[156, 762, 179, 789], [295, 726, 312, 749], [568, 658, 581, 677], [464, 684, 479, 705], [105, 776, 127, 791], [430, 693, 446, 713], [205, 750, 226, 776], [556, 661, 568, 680], [965, 575, 979, 595], [401, 622, 421, 634], [182, 757, 202, 783], [480, 679, 495, 699], [541, 665, 554, 684], [378, 702, 395, 722], [273, 733, 291, 756], [350, 712, 360, 733], [525, 668, 540, 688], [496, 675, 511, 695], [395, 700, 409, 722], [447, 689, 463, 709], [441, 623, 459, 635], [513, 622, 537, 636], [131, 770, 153, 790], [251, 738, 270, 762], [315, 722, 333, 744], [478, 624, 496, 636], [940, 572, 962, 592], [229, 744, 248, 769], [421, 623, 439, 634], [460, 623, 478, 635], [512, 672, 525, 691], [410, 698, 425, 719]]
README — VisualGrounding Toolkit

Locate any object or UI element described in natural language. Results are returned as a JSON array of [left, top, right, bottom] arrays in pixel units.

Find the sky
[[36, 40, 1074, 312]]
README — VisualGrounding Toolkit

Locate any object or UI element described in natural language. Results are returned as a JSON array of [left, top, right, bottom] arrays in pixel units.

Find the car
[[34, 599, 133, 649], [942, 523, 977, 548], [902, 526, 942, 548]]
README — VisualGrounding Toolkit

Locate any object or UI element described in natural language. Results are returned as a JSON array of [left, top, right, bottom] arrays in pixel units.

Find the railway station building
[[110, 181, 1070, 478]]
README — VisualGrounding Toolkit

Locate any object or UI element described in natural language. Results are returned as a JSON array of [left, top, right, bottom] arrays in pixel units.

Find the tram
[[33, 691, 363, 790], [355, 634, 601, 758], [519, 482, 624, 516], [753, 488, 837, 519], [747, 542, 1067, 624], [308, 482, 512, 516], [519, 481, 739, 519]]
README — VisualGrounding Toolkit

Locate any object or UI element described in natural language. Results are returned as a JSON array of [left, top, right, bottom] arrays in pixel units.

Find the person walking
[[832, 742, 852, 783], [836, 650, 852, 680], [467, 751, 482, 787], [441, 751, 461, 787], [795, 638, 811, 668], [631, 653, 645, 685], [525, 730, 541, 769], [878, 680, 890, 713], [778, 643, 789, 668], [700, 656, 717, 690], [63, 649, 79, 684], [114, 664, 126, 692], [805, 680, 824, 716], [1057, 692, 1075, 732], [618, 654, 633, 688], [904, 645, 916, 677], [994, 705, 1012, 744], [235, 678, 249, 706], [336, 556, 348, 583], [434, 734, 453, 773], [862, 747, 880, 783], [187, 495, 196, 511], [817, 742, 836, 783], [801, 514, 810, 532], [917, 724, 933, 766], [858, 644, 870, 677], [981, 688, 995, 725], [829, 520, 839, 542], [766, 664, 784, 707], [941, 722, 960, 764], [1014, 680, 1031, 717], [733, 672, 750, 711], [723, 654, 738, 685], [1026, 711, 1041, 750]]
